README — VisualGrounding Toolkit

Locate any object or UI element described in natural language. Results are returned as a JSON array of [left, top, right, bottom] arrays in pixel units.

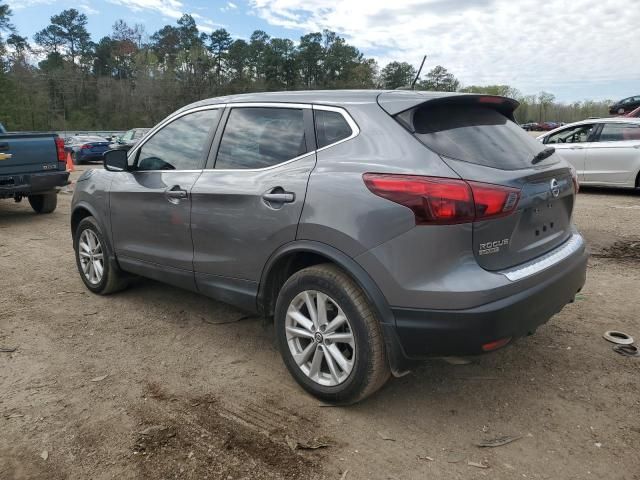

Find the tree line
[[0, 4, 611, 131]]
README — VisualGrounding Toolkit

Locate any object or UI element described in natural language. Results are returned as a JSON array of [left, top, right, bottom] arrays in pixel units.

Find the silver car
[[71, 91, 588, 403], [537, 117, 640, 188]]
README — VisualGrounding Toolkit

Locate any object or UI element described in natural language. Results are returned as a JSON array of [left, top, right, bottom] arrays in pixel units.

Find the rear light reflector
[[363, 174, 520, 225], [481, 337, 511, 352], [54, 137, 66, 162]]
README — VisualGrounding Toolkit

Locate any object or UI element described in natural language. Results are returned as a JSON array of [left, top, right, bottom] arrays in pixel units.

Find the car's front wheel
[[275, 264, 390, 404], [74, 216, 129, 294]]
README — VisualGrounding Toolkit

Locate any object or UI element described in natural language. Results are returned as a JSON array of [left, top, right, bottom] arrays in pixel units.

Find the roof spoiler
[[377, 91, 520, 122]]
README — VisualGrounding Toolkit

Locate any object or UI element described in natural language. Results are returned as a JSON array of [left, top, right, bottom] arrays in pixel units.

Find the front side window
[[135, 109, 221, 171], [216, 107, 306, 169], [315, 109, 352, 148], [598, 123, 640, 142], [545, 124, 595, 144]]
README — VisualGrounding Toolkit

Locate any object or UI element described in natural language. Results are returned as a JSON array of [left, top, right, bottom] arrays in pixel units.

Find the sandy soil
[[1, 165, 639, 479]]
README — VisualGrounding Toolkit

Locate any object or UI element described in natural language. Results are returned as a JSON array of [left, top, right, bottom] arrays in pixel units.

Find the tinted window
[[216, 108, 306, 169], [136, 109, 221, 171], [598, 123, 640, 142], [411, 105, 547, 170], [315, 109, 352, 148], [546, 124, 595, 144]]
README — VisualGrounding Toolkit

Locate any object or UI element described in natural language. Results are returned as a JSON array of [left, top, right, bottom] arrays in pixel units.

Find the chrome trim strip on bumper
[[501, 234, 584, 281]]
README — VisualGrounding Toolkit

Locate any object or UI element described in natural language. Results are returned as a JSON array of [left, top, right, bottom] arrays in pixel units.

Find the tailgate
[[0, 134, 59, 175]]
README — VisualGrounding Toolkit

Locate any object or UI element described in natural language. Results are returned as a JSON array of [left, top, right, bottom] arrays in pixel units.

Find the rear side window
[[315, 109, 352, 148], [410, 105, 547, 170], [598, 123, 640, 142], [216, 108, 306, 169]]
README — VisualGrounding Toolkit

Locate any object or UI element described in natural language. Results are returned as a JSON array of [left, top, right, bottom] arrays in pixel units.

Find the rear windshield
[[411, 105, 548, 170]]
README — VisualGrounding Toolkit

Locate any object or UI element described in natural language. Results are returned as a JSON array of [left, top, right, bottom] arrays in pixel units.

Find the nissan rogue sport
[[71, 90, 588, 404]]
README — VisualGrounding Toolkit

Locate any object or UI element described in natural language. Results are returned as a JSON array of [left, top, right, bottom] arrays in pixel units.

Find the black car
[[609, 95, 640, 115], [109, 128, 150, 152]]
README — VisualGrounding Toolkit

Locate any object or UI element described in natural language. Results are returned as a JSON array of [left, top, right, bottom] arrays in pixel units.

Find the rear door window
[[596, 123, 640, 142], [215, 107, 306, 169], [410, 105, 547, 170]]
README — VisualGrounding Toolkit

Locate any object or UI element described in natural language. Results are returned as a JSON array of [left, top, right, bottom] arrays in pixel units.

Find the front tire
[[28, 193, 57, 214], [74, 216, 129, 295], [275, 264, 390, 404]]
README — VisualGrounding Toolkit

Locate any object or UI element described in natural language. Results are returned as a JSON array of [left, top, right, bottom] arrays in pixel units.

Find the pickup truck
[[0, 122, 70, 213]]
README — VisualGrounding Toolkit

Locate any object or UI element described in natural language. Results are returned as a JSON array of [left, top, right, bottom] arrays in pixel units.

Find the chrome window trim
[[127, 104, 227, 165], [125, 102, 360, 173], [312, 104, 360, 152], [501, 234, 584, 281]]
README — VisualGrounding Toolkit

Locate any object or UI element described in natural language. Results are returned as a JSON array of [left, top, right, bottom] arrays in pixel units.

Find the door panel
[[551, 144, 587, 181], [191, 154, 316, 281], [190, 105, 316, 307], [584, 142, 640, 185], [109, 108, 223, 289], [110, 171, 201, 272]]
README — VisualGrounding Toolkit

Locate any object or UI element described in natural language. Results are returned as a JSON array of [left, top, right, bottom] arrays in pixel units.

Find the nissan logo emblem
[[550, 178, 560, 198]]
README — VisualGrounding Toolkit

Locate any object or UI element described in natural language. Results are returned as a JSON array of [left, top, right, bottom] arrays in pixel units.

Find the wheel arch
[[71, 202, 116, 262], [257, 240, 411, 376]]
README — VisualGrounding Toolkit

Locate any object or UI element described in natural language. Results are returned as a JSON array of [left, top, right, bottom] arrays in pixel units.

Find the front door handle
[[165, 185, 188, 201]]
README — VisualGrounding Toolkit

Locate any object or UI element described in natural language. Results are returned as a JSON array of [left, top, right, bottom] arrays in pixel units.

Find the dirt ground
[[1, 164, 639, 480]]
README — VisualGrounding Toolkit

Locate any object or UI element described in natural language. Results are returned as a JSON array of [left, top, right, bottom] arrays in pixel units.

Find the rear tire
[[28, 193, 57, 214], [74, 216, 129, 295], [275, 264, 390, 404]]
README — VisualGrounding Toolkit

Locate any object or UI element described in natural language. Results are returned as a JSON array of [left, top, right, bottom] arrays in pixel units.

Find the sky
[[6, 0, 640, 103]]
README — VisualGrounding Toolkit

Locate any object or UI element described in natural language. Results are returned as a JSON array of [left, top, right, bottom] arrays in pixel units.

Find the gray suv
[[71, 91, 588, 403]]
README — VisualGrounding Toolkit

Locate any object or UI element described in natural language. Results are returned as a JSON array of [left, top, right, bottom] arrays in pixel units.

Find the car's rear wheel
[[28, 193, 57, 214], [275, 264, 390, 404], [74, 216, 129, 294]]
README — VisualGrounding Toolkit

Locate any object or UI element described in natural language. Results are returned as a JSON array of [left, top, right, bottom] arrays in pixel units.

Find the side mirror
[[104, 149, 129, 172]]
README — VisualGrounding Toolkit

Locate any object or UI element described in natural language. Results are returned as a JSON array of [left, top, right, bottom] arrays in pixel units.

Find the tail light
[[81, 144, 91, 150], [363, 173, 520, 225], [54, 137, 66, 161]]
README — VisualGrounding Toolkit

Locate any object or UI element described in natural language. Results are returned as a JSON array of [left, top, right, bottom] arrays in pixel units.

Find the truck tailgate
[[0, 134, 59, 175]]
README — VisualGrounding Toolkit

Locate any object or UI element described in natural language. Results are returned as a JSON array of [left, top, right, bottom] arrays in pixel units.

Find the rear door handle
[[262, 192, 295, 203], [165, 185, 188, 201]]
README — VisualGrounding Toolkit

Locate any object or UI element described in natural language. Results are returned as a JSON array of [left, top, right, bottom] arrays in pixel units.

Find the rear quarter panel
[[297, 103, 459, 256]]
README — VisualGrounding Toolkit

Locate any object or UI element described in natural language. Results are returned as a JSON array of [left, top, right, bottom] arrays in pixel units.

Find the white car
[[537, 118, 640, 188]]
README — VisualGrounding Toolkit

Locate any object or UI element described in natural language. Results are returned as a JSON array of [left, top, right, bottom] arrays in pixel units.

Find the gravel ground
[[1, 164, 639, 480]]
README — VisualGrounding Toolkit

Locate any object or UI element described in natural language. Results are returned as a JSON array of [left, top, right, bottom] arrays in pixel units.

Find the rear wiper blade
[[531, 147, 555, 164]]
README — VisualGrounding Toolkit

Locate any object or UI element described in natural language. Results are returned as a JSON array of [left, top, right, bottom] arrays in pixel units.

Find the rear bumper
[[390, 241, 588, 358], [0, 170, 70, 197]]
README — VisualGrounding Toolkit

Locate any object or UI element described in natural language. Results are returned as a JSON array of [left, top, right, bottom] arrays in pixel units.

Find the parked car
[[609, 95, 640, 115], [520, 122, 540, 131], [71, 91, 587, 403], [538, 121, 559, 131], [624, 106, 640, 118], [109, 128, 150, 152], [1, 124, 69, 213], [537, 118, 640, 188], [65, 135, 111, 165]]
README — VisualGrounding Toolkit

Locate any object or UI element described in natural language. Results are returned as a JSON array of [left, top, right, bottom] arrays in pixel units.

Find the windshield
[[411, 105, 550, 170]]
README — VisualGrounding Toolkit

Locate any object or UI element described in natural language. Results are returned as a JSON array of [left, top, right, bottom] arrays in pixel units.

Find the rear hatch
[[0, 133, 59, 176], [379, 92, 576, 271]]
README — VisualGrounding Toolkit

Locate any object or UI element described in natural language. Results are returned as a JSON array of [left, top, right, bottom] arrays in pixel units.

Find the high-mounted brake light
[[363, 174, 520, 225], [54, 137, 66, 162], [477, 96, 505, 104]]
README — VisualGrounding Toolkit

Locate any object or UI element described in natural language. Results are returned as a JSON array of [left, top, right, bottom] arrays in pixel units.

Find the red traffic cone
[[66, 151, 75, 172]]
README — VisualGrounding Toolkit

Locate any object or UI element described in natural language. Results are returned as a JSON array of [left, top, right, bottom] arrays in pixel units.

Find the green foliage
[[380, 61, 416, 89], [0, 5, 617, 130]]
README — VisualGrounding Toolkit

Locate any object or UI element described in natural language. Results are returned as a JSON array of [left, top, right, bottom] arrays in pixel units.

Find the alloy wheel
[[78, 229, 104, 285], [285, 290, 355, 386]]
